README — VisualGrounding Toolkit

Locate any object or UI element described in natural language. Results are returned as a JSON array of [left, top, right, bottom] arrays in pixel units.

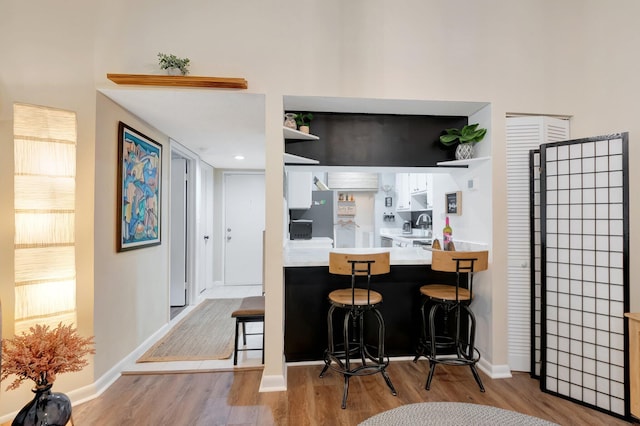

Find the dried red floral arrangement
[[1, 323, 95, 391]]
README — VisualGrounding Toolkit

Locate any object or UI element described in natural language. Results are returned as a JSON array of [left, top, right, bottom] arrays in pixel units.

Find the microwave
[[290, 219, 312, 240]]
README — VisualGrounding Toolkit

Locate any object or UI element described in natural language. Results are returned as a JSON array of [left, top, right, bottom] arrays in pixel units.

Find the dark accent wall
[[285, 112, 467, 166]]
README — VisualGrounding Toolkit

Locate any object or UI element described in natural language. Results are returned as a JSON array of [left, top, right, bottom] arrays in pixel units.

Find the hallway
[[122, 283, 264, 374]]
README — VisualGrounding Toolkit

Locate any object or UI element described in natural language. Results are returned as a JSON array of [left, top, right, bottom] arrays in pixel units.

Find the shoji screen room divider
[[538, 133, 630, 420]]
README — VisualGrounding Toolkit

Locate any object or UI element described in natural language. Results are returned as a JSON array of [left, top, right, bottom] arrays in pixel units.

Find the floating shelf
[[284, 153, 319, 165], [436, 156, 491, 168], [283, 126, 319, 141], [106, 73, 248, 89]]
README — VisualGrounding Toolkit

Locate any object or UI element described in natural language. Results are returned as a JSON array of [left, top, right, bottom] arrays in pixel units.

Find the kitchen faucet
[[415, 213, 431, 229]]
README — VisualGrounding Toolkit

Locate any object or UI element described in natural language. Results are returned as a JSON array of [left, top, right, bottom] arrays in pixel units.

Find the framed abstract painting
[[117, 122, 162, 251]]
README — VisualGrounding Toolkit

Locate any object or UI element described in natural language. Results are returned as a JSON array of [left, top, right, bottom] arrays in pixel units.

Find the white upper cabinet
[[410, 173, 430, 194], [410, 173, 433, 210], [286, 171, 312, 209], [395, 173, 411, 211]]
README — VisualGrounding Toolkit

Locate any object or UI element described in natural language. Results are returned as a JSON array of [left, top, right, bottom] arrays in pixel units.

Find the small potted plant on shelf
[[295, 112, 314, 134], [1, 322, 95, 426], [439, 123, 487, 160], [157, 52, 191, 76]]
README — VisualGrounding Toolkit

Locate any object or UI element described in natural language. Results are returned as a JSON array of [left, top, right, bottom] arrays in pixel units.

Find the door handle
[[227, 236, 232, 241], [204, 235, 210, 240]]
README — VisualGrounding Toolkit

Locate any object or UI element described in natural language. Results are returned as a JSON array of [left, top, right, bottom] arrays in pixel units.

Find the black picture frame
[[445, 191, 462, 215], [117, 122, 162, 251]]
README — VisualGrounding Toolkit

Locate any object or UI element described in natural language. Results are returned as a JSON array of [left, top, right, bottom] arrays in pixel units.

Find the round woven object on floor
[[358, 402, 558, 426]]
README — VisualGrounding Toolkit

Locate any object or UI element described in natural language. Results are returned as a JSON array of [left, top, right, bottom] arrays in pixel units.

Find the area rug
[[137, 298, 242, 362], [359, 402, 558, 426]]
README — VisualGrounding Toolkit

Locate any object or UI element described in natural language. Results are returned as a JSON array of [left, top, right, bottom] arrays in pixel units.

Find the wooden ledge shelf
[[107, 73, 248, 89]]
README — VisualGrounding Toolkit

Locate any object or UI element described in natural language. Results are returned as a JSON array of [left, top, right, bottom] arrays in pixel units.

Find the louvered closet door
[[539, 134, 629, 419], [506, 116, 569, 372], [530, 149, 542, 378]]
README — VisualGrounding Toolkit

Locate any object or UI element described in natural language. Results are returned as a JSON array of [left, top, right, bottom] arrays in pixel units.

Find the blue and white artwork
[[118, 122, 162, 251]]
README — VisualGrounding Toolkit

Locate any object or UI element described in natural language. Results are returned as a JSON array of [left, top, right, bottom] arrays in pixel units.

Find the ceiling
[[100, 88, 267, 169], [99, 88, 489, 170]]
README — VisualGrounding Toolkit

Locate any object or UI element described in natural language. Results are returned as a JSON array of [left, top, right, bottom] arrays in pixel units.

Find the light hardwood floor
[[72, 361, 634, 426]]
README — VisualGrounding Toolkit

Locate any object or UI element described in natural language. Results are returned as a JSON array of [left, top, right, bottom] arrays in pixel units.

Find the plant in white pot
[[294, 112, 314, 134], [157, 53, 191, 76], [439, 123, 487, 160]]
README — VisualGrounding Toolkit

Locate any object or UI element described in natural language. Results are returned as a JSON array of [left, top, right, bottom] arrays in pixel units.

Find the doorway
[[170, 154, 188, 307], [223, 172, 265, 286], [169, 140, 201, 316]]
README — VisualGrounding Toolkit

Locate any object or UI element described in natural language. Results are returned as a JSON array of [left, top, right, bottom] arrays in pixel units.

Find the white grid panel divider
[[506, 116, 569, 372], [540, 133, 629, 419]]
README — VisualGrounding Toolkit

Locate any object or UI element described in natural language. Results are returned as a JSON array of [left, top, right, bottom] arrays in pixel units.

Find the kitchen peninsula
[[282, 98, 492, 362], [283, 244, 486, 361]]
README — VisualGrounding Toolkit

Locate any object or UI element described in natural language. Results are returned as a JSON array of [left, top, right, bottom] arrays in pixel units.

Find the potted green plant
[[294, 112, 314, 134], [157, 53, 191, 76], [439, 123, 487, 160]]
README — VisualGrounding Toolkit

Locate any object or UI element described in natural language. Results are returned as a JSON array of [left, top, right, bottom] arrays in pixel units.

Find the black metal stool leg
[[319, 355, 330, 378], [233, 319, 240, 366], [261, 323, 265, 365], [382, 370, 397, 396], [462, 304, 485, 392], [372, 307, 397, 396], [358, 310, 366, 365], [320, 305, 336, 378], [341, 376, 350, 409], [242, 321, 247, 345], [425, 360, 437, 390], [343, 309, 352, 374], [413, 298, 429, 362], [470, 364, 485, 392], [425, 302, 440, 390]]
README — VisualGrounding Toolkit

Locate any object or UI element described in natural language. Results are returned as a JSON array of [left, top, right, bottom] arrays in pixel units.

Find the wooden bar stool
[[319, 251, 397, 409], [231, 296, 265, 365], [413, 250, 488, 392]]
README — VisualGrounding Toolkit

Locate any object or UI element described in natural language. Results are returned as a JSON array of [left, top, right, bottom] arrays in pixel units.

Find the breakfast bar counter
[[284, 246, 433, 267], [283, 246, 482, 362]]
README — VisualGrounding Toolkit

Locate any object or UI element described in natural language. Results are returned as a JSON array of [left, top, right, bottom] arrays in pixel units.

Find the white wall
[[0, 0, 98, 412], [94, 94, 171, 377], [2, 0, 640, 414]]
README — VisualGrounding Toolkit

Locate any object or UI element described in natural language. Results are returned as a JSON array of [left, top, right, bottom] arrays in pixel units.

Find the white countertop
[[284, 247, 433, 267], [283, 239, 489, 267], [285, 237, 333, 249]]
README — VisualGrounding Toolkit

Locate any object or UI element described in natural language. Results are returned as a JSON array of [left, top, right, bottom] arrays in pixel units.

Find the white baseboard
[[478, 358, 512, 379], [507, 354, 532, 373], [259, 372, 287, 392], [71, 318, 182, 406], [287, 356, 513, 381]]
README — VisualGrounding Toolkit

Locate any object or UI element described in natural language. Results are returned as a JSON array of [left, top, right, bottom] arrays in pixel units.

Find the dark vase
[[12, 383, 72, 426]]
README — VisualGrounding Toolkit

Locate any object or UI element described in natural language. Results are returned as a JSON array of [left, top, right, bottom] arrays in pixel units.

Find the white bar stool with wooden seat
[[319, 251, 397, 409], [413, 249, 488, 392]]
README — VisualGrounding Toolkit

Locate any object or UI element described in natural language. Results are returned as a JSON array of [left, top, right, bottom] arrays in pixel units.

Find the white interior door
[[224, 173, 265, 285], [170, 158, 187, 305]]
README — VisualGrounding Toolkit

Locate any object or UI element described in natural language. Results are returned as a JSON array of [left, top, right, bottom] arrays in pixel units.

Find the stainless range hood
[[327, 172, 379, 191]]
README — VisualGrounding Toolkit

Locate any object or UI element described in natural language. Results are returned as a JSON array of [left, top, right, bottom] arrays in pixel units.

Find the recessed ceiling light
[[234, 155, 245, 160]]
